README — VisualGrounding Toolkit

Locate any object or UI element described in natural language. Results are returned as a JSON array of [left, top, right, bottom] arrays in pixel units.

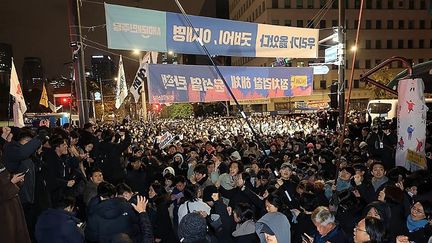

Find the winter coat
[[43, 149, 75, 204], [85, 197, 139, 242], [3, 138, 42, 204], [312, 224, 350, 243], [35, 208, 84, 243], [0, 165, 31, 243], [125, 168, 148, 196], [256, 212, 291, 243], [95, 134, 131, 184], [148, 201, 178, 243], [232, 220, 259, 243], [82, 182, 98, 206], [357, 177, 389, 204], [178, 199, 212, 224]]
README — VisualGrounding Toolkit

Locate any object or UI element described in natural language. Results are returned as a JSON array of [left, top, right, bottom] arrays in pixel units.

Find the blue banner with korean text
[[147, 64, 313, 104], [105, 3, 319, 58]]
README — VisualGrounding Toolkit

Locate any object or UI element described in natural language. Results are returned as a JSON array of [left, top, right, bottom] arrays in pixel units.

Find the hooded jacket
[[232, 220, 259, 243], [35, 208, 84, 243], [85, 197, 139, 242], [255, 212, 291, 243]]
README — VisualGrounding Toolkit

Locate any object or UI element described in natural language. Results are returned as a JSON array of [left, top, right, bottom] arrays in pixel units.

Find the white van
[[367, 98, 432, 124]]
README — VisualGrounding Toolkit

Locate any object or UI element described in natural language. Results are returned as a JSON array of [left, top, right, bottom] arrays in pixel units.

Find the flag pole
[[7, 94, 11, 127]]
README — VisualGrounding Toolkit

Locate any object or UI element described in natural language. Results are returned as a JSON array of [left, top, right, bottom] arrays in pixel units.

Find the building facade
[[228, 0, 432, 112]]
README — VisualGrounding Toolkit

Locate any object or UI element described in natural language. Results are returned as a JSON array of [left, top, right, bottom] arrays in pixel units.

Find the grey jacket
[[256, 212, 291, 243]]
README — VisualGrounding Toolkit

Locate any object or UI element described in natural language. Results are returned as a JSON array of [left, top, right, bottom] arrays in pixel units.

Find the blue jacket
[[35, 208, 84, 243], [85, 197, 139, 242]]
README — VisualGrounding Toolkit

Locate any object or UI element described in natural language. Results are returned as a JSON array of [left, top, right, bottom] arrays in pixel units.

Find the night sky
[[0, 0, 216, 80]]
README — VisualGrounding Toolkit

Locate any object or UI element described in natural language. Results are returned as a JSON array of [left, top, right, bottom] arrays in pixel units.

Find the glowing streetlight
[[168, 50, 174, 55], [133, 49, 140, 55], [350, 45, 358, 52]]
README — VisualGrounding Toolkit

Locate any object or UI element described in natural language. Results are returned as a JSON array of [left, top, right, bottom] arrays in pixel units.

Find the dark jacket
[[0, 165, 31, 243], [95, 134, 131, 184], [135, 212, 154, 243], [357, 177, 389, 204], [35, 208, 84, 243], [148, 201, 178, 243], [43, 149, 75, 204], [85, 197, 139, 242], [312, 224, 350, 243], [3, 138, 42, 204], [125, 168, 148, 197]]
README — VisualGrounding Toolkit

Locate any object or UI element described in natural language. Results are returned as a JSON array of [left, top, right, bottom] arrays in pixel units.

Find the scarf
[[407, 214, 428, 232]]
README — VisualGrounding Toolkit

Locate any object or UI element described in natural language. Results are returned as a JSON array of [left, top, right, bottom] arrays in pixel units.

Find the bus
[[367, 98, 432, 124]]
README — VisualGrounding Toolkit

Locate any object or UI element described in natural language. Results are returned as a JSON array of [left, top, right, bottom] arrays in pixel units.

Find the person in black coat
[[35, 197, 84, 243], [44, 137, 77, 205], [85, 181, 139, 243], [95, 129, 131, 185], [125, 156, 148, 197], [147, 182, 179, 243], [111, 195, 155, 243], [355, 161, 389, 204]]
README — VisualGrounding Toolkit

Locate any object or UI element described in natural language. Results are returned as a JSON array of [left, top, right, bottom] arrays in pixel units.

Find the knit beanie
[[178, 213, 207, 242]]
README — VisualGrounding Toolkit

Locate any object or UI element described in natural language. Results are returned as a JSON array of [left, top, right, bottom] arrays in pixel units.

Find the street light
[[350, 45, 358, 52], [133, 49, 140, 55]]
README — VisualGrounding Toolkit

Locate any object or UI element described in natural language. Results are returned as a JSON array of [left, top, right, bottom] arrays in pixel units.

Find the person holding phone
[[0, 162, 31, 243]]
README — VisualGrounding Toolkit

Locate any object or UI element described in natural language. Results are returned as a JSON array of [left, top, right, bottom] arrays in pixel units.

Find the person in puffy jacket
[[35, 196, 84, 243], [85, 181, 139, 243]]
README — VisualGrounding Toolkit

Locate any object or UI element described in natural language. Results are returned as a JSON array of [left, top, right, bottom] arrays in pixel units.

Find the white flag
[[115, 55, 128, 109], [130, 52, 152, 103], [48, 101, 63, 113], [10, 59, 27, 127]]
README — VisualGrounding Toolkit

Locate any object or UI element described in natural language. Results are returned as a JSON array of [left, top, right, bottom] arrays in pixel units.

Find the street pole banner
[[147, 64, 313, 104], [396, 78, 428, 171], [130, 52, 156, 103], [105, 3, 319, 58]]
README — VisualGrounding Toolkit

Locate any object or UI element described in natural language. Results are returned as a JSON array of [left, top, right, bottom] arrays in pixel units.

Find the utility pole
[[67, 0, 89, 126], [338, 0, 346, 128]]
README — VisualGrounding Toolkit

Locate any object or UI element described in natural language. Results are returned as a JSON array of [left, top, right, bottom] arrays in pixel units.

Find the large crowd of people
[[1, 112, 432, 243]]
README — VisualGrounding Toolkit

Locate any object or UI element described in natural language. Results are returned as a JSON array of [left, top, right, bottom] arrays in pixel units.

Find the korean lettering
[[173, 25, 187, 42], [161, 74, 187, 90], [214, 79, 225, 92], [291, 37, 316, 49], [254, 77, 263, 90], [218, 31, 252, 46], [260, 35, 289, 48]]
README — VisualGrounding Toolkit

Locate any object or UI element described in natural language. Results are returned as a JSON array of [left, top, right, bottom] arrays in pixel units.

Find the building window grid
[[285, 0, 291, 8], [376, 40, 382, 49], [408, 39, 413, 48], [408, 20, 415, 29], [376, 20, 382, 29], [388, 0, 394, 9], [398, 39, 404, 48], [366, 20, 372, 29], [387, 40, 393, 49], [419, 39, 425, 49], [399, 20, 404, 29], [420, 20, 425, 29], [387, 20, 393, 29]]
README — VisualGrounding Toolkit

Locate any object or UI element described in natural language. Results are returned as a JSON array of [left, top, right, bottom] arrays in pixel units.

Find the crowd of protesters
[[1, 111, 432, 243]]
